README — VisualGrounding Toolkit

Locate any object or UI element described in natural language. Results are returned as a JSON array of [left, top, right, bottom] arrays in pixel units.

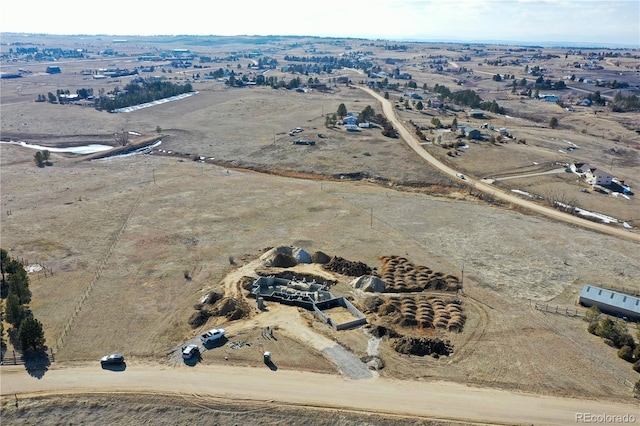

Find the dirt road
[[2, 363, 637, 425], [356, 85, 640, 243]]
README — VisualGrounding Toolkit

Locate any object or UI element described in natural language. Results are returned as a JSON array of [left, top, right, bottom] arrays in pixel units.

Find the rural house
[[579, 285, 640, 321], [585, 168, 613, 186], [460, 125, 482, 140]]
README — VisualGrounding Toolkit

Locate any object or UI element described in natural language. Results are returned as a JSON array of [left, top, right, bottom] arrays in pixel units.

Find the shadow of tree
[[23, 347, 51, 379]]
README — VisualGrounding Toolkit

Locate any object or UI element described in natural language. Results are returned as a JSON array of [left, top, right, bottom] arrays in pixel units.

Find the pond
[[1, 140, 113, 154]]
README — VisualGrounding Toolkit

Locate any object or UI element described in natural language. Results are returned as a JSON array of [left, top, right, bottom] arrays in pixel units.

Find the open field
[[2, 34, 640, 422]]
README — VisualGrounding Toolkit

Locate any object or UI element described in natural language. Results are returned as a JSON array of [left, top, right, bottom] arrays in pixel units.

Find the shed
[[579, 285, 640, 321], [46, 66, 61, 74]]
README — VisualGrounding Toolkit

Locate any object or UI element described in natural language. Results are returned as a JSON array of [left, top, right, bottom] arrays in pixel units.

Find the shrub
[[584, 306, 601, 324], [618, 345, 634, 362], [633, 345, 640, 361], [587, 322, 598, 335]]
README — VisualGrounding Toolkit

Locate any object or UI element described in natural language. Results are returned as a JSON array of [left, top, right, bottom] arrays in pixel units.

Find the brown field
[[1, 34, 640, 422]]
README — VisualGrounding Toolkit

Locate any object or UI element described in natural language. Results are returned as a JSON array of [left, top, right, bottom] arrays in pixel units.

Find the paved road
[[355, 85, 640, 243], [2, 363, 638, 425]]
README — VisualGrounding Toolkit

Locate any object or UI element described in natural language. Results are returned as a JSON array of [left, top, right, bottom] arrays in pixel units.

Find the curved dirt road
[[356, 85, 640, 243], [2, 363, 638, 425]]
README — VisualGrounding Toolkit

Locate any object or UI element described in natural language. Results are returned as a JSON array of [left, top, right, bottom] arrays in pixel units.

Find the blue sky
[[1, 0, 638, 47]]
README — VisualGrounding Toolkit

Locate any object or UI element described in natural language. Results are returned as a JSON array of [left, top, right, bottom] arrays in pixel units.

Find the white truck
[[200, 328, 226, 344]]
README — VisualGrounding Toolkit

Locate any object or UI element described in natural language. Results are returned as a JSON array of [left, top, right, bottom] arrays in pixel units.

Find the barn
[[579, 285, 640, 321]]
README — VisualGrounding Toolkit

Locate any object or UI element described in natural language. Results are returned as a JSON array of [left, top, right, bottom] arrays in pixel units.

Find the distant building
[[46, 66, 61, 74], [579, 285, 640, 321], [460, 125, 482, 139], [345, 124, 358, 131], [541, 94, 560, 102], [343, 116, 357, 125], [585, 168, 613, 186], [469, 110, 485, 119]]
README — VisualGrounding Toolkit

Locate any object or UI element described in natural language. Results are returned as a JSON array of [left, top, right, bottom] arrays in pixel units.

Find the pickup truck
[[200, 328, 226, 344]]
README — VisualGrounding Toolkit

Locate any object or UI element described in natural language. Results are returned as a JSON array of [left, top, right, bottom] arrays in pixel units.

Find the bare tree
[[114, 130, 129, 146], [542, 188, 578, 213]]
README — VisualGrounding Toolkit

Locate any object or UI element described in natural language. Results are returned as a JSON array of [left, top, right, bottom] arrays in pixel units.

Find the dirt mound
[[271, 253, 298, 267], [292, 247, 312, 264], [368, 324, 399, 339], [350, 275, 386, 292], [188, 310, 211, 328], [202, 291, 223, 305], [359, 295, 384, 314], [210, 296, 252, 321], [378, 255, 461, 292], [324, 256, 373, 276], [390, 336, 453, 357], [240, 276, 256, 291], [311, 251, 331, 264]]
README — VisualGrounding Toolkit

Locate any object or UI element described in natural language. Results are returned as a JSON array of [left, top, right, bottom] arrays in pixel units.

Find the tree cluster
[[94, 79, 193, 112], [432, 85, 505, 115], [1, 249, 46, 352], [611, 92, 640, 112], [33, 150, 51, 168], [370, 114, 397, 138], [584, 306, 640, 374]]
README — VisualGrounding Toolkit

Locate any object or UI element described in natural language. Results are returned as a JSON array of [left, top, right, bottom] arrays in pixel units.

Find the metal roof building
[[579, 285, 640, 321]]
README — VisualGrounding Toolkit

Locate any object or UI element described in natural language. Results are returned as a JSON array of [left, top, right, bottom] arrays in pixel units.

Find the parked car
[[182, 344, 200, 359], [456, 173, 466, 180], [100, 353, 125, 366], [200, 328, 226, 344]]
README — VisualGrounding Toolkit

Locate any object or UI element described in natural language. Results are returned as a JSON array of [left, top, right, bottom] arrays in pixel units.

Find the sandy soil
[[2, 35, 640, 423]]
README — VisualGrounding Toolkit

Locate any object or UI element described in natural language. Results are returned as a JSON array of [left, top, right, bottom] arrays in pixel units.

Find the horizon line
[[1, 31, 638, 50]]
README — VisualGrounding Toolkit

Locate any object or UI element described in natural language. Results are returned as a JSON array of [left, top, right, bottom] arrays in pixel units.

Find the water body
[[92, 140, 162, 161], [0, 140, 112, 154]]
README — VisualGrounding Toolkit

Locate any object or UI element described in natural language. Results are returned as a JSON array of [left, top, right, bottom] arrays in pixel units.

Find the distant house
[[46, 66, 61, 74], [570, 162, 591, 173], [469, 110, 485, 119], [308, 83, 329, 91], [345, 124, 358, 131], [579, 285, 640, 321], [343, 116, 357, 125], [585, 168, 613, 186], [541, 94, 560, 102], [460, 125, 482, 139], [358, 122, 370, 128], [578, 98, 592, 107], [337, 76, 349, 84]]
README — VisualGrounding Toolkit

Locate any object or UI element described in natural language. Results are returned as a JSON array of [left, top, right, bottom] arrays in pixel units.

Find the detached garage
[[579, 285, 640, 321]]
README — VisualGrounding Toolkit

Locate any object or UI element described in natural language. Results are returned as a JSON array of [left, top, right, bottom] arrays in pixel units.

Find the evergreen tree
[[6, 292, 24, 326], [337, 103, 347, 118], [18, 316, 46, 351], [34, 151, 45, 168]]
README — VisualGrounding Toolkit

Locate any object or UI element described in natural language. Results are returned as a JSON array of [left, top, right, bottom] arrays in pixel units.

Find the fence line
[[530, 301, 581, 318], [55, 181, 150, 351], [0, 348, 55, 366]]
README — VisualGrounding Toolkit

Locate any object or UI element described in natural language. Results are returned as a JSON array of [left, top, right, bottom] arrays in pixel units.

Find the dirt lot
[[1, 35, 640, 421]]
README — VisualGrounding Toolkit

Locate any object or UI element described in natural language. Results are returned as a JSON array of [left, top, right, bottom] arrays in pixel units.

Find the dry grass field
[[2, 34, 640, 421]]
